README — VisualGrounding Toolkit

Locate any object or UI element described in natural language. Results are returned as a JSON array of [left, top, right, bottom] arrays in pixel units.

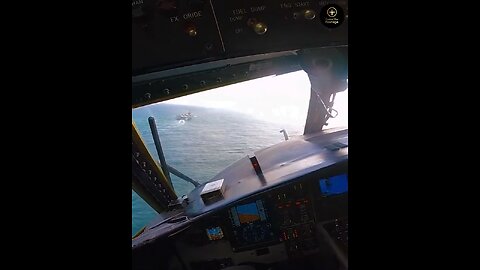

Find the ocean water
[[132, 103, 306, 235]]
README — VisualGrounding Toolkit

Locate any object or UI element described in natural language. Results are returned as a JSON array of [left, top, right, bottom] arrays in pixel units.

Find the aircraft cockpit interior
[[132, 1, 348, 269]]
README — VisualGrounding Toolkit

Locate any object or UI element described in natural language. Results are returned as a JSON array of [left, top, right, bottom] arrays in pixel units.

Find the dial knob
[[253, 22, 268, 35], [304, 9, 316, 20], [187, 28, 197, 37]]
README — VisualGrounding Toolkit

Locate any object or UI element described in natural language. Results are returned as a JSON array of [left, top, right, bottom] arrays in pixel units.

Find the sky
[[164, 70, 348, 128]]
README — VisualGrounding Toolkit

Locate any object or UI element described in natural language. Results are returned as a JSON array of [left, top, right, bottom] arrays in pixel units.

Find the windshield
[[132, 70, 348, 235]]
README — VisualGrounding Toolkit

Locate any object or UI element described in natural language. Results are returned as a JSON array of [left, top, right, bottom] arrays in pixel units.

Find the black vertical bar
[[148, 116, 173, 186]]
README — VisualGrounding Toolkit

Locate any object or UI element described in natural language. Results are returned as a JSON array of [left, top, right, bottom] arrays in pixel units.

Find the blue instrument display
[[319, 174, 348, 196], [206, 226, 224, 240], [228, 199, 274, 250]]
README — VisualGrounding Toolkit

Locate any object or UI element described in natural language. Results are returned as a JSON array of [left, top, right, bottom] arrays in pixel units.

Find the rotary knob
[[185, 24, 198, 37], [304, 9, 316, 20], [253, 22, 268, 35], [187, 28, 197, 37]]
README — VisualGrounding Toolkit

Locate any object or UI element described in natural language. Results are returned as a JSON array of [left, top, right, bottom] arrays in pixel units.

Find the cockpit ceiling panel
[[132, 0, 348, 76]]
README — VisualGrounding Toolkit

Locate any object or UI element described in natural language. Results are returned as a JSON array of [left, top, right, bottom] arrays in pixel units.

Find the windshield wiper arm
[[149, 116, 200, 188], [167, 165, 200, 187]]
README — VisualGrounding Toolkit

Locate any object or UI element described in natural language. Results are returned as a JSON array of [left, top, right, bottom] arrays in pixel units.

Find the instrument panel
[[269, 181, 318, 257], [212, 0, 348, 57], [141, 149, 350, 270], [198, 171, 348, 259], [132, 0, 348, 75], [132, 0, 223, 75]]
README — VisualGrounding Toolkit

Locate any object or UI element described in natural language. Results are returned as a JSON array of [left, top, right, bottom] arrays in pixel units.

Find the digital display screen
[[230, 200, 267, 227], [206, 226, 224, 240], [319, 173, 348, 196], [236, 202, 261, 224], [228, 199, 274, 250]]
